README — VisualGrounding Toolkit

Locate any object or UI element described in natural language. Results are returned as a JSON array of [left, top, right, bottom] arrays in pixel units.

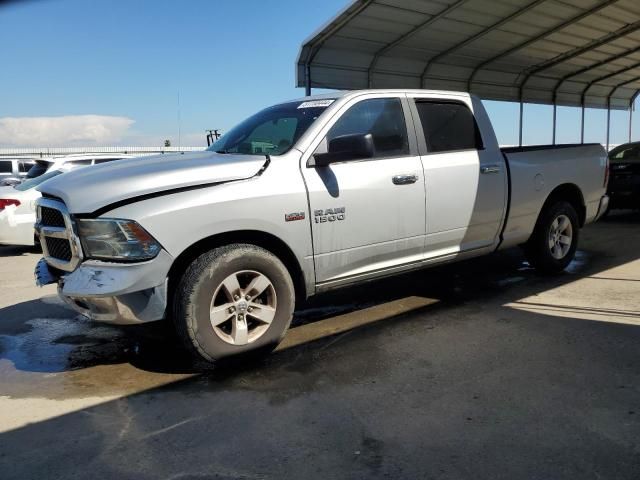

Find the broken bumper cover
[[35, 250, 173, 325]]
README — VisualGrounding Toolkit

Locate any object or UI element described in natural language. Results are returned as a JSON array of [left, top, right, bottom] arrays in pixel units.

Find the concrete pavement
[[0, 211, 639, 479]]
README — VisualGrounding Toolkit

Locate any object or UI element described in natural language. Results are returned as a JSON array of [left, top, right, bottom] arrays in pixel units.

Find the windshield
[[26, 161, 50, 178], [209, 99, 335, 156], [610, 144, 640, 163], [14, 169, 63, 191]]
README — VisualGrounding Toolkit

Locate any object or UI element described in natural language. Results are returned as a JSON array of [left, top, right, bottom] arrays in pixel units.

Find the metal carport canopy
[[296, 0, 640, 113]]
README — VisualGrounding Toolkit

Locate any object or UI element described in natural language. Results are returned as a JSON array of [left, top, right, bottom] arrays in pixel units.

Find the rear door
[[302, 94, 426, 284], [409, 95, 507, 257]]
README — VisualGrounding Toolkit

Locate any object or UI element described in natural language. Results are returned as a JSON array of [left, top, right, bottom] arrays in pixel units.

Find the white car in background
[[25, 153, 138, 179], [0, 157, 38, 186], [1, 154, 139, 246], [0, 165, 84, 246]]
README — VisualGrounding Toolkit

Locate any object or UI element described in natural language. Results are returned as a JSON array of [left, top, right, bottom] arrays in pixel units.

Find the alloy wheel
[[209, 270, 277, 345]]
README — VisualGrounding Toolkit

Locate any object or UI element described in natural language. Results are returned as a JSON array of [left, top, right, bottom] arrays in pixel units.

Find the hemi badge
[[285, 212, 305, 222]]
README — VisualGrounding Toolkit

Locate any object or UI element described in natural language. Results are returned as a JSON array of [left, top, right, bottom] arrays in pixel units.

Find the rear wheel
[[524, 200, 579, 274], [173, 244, 295, 363]]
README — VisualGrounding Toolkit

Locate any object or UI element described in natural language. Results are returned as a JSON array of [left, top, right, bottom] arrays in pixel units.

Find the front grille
[[36, 197, 82, 272], [40, 206, 65, 227], [45, 237, 72, 261]]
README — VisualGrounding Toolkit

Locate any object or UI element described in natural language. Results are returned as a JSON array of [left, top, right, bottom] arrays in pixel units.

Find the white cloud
[[0, 115, 135, 146]]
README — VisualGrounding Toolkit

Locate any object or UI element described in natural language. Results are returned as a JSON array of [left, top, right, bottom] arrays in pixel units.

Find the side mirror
[[312, 133, 374, 167]]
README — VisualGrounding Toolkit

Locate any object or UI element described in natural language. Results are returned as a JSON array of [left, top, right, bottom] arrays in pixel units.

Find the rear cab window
[[413, 100, 483, 154]]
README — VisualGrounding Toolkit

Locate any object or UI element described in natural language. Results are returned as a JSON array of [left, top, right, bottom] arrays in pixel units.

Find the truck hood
[[37, 151, 269, 214]]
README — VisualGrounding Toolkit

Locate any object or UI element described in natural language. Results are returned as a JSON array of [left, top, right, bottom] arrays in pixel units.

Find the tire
[[173, 244, 295, 363], [524, 200, 580, 274]]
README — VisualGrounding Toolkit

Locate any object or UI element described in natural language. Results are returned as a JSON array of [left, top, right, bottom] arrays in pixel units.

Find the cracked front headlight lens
[[78, 219, 161, 261]]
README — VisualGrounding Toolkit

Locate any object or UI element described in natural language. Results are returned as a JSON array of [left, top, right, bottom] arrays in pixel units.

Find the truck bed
[[501, 143, 602, 154], [498, 143, 607, 249]]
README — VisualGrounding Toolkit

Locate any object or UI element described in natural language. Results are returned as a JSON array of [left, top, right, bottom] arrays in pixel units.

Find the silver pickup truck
[[35, 89, 609, 363]]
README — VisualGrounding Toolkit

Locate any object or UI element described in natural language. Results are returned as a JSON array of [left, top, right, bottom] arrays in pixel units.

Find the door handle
[[392, 174, 418, 185], [480, 165, 501, 174]]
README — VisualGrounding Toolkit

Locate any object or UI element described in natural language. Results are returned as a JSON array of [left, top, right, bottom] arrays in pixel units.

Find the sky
[[0, 0, 638, 148]]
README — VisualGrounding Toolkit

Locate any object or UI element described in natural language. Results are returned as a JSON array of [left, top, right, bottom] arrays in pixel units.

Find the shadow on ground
[[0, 212, 639, 478], [0, 245, 39, 257], [2, 211, 639, 377]]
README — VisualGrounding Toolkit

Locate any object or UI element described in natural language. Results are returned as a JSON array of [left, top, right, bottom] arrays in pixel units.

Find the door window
[[327, 98, 409, 158], [18, 161, 34, 173], [0, 161, 12, 174], [415, 101, 483, 153]]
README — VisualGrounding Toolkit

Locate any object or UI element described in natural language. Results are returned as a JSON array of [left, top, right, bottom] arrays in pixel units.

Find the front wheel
[[173, 244, 295, 363], [524, 200, 579, 274]]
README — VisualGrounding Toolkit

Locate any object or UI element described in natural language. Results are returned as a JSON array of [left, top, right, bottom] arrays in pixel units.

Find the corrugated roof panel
[[347, 15, 414, 35], [376, 0, 457, 16], [364, 4, 431, 25], [297, 0, 640, 109], [336, 25, 401, 43], [322, 37, 386, 55], [599, 0, 640, 22], [376, 56, 427, 74]]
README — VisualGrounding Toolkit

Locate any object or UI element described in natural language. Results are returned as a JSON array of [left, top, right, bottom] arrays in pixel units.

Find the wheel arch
[[167, 230, 308, 311], [542, 183, 586, 227]]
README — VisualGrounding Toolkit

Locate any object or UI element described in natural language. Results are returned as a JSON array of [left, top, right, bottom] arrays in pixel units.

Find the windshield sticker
[[298, 99, 335, 109]]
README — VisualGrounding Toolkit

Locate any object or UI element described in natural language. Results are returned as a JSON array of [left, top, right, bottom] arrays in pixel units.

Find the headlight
[[77, 219, 161, 261]]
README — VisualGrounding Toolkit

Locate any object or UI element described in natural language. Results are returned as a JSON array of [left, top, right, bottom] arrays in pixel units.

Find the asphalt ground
[[0, 211, 639, 479]]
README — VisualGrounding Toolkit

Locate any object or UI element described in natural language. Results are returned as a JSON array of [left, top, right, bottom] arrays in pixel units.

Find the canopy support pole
[[580, 91, 587, 144], [606, 99, 611, 151], [629, 91, 640, 142], [518, 101, 524, 147], [305, 64, 311, 96], [580, 104, 585, 144], [552, 102, 557, 145]]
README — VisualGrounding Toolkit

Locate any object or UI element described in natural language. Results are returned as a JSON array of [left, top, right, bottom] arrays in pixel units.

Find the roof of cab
[[286, 88, 472, 105]]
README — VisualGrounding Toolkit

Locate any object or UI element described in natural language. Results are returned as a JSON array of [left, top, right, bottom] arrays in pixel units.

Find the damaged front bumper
[[35, 250, 173, 325]]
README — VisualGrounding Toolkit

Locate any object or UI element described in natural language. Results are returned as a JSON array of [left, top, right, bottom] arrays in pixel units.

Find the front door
[[301, 96, 426, 284]]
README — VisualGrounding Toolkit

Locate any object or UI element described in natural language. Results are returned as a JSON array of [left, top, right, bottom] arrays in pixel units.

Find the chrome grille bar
[[35, 197, 83, 272]]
